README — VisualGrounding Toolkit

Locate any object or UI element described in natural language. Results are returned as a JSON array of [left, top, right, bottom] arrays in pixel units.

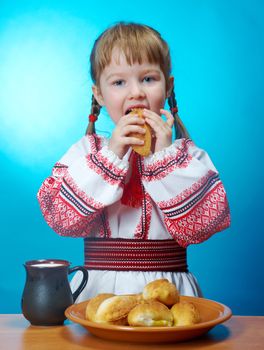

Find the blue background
[[0, 0, 263, 315]]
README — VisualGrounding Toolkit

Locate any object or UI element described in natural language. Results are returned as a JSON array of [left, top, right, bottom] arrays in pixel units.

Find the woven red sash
[[84, 238, 188, 272]]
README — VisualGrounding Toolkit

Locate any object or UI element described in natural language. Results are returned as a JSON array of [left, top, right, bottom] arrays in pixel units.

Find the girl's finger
[[122, 137, 144, 146], [144, 117, 164, 135], [143, 109, 161, 122], [121, 115, 145, 127], [143, 110, 164, 131], [160, 109, 174, 128], [122, 125, 146, 136]]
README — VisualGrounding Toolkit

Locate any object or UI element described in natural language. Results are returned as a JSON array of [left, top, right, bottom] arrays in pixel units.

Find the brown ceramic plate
[[65, 296, 232, 343]]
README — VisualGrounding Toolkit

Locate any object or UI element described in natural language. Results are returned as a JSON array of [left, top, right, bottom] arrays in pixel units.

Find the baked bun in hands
[[171, 301, 201, 326], [129, 108, 152, 156], [85, 293, 115, 321], [143, 279, 180, 307], [128, 301, 173, 327], [94, 295, 140, 325]]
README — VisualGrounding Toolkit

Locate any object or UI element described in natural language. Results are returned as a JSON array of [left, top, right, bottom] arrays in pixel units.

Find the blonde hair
[[90, 22, 171, 89], [87, 22, 189, 139]]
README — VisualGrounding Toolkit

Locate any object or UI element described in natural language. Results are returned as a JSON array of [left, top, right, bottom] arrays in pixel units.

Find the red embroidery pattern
[[38, 182, 98, 237], [82, 211, 110, 238], [37, 168, 104, 237], [38, 176, 61, 195], [49, 196, 98, 237], [37, 135, 116, 238], [52, 163, 68, 177], [157, 170, 217, 211], [99, 209, 112, 238], [86, 152, 127, 186], [142, 139, 193, 182], [134, 192, 152, 239], [88, 132, 126, 190], [88, 134, 103, 154], [64, 172, 104, 211], [163, 183, 230, 247]]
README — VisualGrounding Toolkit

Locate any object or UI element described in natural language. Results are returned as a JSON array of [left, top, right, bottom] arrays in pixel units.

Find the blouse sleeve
[[37, 136, 129, 237], [141, 139, 231, 247]]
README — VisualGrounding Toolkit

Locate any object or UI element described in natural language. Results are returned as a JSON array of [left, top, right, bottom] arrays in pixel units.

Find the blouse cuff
[[143, 139, 192, 167], [98, 146, 130, 172]]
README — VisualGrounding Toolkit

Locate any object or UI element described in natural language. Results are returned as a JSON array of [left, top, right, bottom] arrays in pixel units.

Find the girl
[[38, 22, 230, 301]]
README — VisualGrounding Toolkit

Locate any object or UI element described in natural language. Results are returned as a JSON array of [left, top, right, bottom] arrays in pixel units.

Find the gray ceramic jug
[[21, 259, 88, 326]]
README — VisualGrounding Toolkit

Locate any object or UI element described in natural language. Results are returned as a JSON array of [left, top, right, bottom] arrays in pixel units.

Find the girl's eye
[[113, 80, 125, 86], [143, 76, 155, 83]]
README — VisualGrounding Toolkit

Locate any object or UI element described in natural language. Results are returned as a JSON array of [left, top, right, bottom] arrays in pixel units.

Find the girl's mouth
[[125, 106, 148, 115]]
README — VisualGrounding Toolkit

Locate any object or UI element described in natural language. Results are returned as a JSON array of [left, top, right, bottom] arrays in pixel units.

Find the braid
[[168, 88, 190, 139], [85, 95, 101, 135]]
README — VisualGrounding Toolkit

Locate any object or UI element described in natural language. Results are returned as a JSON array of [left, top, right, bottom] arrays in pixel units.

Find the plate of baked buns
[[65, 279, 232, 343]]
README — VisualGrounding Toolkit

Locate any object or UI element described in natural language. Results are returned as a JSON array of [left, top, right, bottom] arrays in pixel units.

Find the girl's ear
[[166, 76, 174, 98], [92, 85, 104, 106]]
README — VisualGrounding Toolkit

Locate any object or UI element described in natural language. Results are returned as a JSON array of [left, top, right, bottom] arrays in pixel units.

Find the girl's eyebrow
[[141, 69, 161, 75], [105, 73, 124, 81], [105, 68, 161, 81]]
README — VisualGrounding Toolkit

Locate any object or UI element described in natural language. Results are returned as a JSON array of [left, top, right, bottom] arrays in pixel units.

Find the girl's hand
[[108, 113, 146, 159], [143, 109, 174, 153]]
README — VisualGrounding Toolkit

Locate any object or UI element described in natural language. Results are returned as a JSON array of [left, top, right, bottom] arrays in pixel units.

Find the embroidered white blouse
[[37, 134, 230, 301]]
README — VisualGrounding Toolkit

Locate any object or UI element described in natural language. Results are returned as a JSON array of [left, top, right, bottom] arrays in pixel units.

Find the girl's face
[[93, 48, 173, 123]]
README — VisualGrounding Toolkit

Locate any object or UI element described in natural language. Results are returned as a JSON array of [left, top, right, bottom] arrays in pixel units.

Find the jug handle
[[68, 266, 89, 302]]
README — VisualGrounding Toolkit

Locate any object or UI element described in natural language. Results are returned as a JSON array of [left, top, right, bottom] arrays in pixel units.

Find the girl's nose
[[128, 82, 145, 99]]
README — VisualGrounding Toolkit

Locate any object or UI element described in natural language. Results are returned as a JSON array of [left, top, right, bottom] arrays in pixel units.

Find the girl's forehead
[[107, 48, 160, 69]]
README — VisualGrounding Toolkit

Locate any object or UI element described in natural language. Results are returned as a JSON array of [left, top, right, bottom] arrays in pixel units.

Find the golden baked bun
[[143, 279, 179, 307], [131, 293, 144, 304], [129, 108, 152, 156], [94, 295, 139, 325], [85, 293, 115, 321], [128, 301, 173, 327], [171, 301, 201, 326]]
